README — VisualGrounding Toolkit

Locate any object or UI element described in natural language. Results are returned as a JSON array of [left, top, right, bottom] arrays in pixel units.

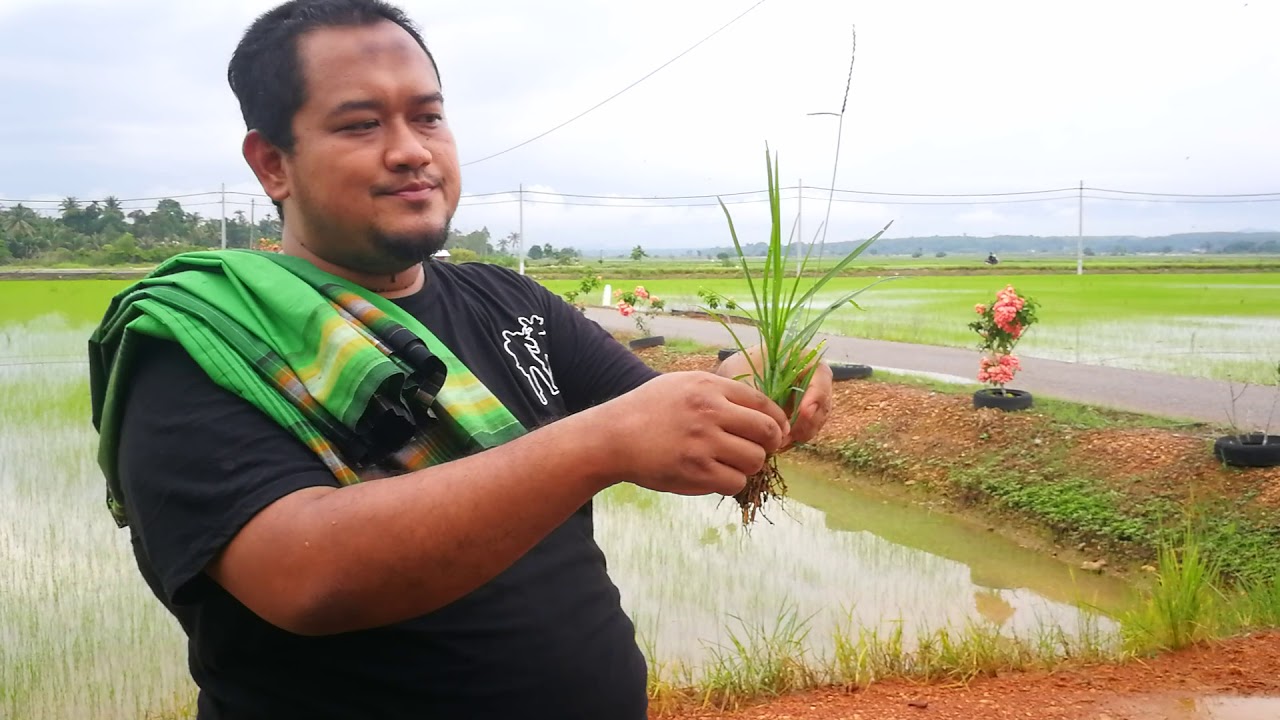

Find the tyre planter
[[1214, 434, 1280, 468], [973, 387, 1033, 412], [830, 363, 873, 381], [628, 336, 666, 350]]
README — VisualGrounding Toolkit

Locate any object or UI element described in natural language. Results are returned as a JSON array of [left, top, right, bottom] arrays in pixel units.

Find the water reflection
[[597, 460, 1130, 670]]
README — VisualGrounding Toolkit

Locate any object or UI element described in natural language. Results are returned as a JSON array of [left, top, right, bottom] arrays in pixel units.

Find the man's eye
[[344, 120, 379, 132], [418, 114, 444, 125]]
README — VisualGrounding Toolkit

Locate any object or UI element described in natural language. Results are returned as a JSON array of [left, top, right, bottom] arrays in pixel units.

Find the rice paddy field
[[0, 262, 1275, 717], [539, 271, 1280, 385], [2, 275, 1132, 719]]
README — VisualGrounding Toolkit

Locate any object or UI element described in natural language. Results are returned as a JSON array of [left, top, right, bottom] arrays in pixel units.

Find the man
[[89, 1, 833, 718]]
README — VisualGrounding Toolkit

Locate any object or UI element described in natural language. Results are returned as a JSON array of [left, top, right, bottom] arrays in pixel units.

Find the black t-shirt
[[115, 259, 661, 719]]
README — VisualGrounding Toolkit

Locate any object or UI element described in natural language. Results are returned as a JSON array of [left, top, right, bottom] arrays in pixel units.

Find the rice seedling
[[706, 26, 896, 524], [709, 149, 892, 524]]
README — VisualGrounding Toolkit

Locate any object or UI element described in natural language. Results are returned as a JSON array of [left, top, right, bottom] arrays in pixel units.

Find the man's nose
[[385, 121, 432, 171]]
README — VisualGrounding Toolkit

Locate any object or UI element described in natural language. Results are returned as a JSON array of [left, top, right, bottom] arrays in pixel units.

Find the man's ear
[[243, 130, 290, 206]]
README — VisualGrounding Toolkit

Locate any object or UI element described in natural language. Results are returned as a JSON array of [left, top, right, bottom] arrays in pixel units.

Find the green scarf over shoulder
[[88, 250, 527, 528]]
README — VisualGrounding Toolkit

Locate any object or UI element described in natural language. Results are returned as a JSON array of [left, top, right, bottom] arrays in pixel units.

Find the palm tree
[[1, 204, 39, 238]]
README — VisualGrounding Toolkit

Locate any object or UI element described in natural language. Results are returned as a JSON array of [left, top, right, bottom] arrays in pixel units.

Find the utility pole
[[1076, 179, 1084, 276], [220, 183, 227, 250], [518, 184, 525, 276], [250, 198, 256, 245]]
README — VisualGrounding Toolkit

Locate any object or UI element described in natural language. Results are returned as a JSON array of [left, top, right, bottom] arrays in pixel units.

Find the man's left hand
[[715, 345, 833, 449]]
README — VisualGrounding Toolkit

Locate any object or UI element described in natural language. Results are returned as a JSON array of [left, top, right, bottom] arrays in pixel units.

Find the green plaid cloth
[[89, 250, 527, 528]]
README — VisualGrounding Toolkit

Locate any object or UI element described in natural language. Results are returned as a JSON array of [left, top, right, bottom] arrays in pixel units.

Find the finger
[[790, 399, 829, 445], [715, 400, 787, 455], [712, 432, 770, 478], [714, 374, 791, 439], [807, 362, 834, 405], [791, 364, 833, 443], [706, 466, 749, 498], [671, 458, 747, 498]]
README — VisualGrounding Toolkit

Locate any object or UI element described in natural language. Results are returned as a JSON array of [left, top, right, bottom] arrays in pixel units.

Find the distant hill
[[646, 231, 1280, 259]]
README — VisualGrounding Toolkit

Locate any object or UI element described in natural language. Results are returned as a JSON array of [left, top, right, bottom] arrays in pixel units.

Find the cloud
[[2, 0, 1278, 248]]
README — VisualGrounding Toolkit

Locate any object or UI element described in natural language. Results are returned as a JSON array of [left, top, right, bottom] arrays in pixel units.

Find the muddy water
[[1199, 697, 1280, 719], [597, 458, 1132, 672], [1101, 694, 1280, 719]]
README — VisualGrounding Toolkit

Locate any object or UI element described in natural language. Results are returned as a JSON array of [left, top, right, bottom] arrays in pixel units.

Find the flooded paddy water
[[577, 272, 1280, 386], [2, 286, 1130, 718]]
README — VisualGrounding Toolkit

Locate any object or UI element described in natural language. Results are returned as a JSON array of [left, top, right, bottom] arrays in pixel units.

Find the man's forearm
[[209, 407, 617, 636]]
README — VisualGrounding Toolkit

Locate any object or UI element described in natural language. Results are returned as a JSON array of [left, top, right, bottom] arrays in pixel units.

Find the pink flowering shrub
[[968, 284, 1039, 390], [614, 285, 666, 336]]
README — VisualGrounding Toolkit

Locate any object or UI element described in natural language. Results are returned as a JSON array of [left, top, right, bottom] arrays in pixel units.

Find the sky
[[0, 0, 1277, 251]]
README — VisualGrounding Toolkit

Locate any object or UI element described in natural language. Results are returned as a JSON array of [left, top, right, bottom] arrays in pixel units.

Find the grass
[[522, 254, 1280, 280], [942, 449, 1280, 585], [547, 270, 1280, 384], [643, 522, 1280, 716], [6, 267, 1279, 384], [1119, 525, 1280, 655], [0, 278, 125, 325], [643, 601, 1119, 714]]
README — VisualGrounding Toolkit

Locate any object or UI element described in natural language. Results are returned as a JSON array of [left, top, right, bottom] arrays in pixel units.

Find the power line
[[459, 0, 771, 167], [1087, 186, 1280, 198], [0, 191, 221, 205], [470, 194, 1084, 209], [6, 184, 1280, 209], [1082, 195, 1280, 205]]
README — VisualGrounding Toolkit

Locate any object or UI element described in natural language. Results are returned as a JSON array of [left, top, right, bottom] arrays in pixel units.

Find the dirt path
[[660, 632, 1280, 720], [585, 309, 1278, 428]]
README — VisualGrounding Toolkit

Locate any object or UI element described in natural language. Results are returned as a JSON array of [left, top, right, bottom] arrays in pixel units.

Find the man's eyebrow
[[409, 92, 445, 106], [328, 99, 383, 118], [328, 93, 444, 118]]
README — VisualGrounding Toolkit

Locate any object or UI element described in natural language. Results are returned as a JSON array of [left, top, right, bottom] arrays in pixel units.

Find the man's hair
[[227, 0, 440, 218], [229, 0, 438, 153]]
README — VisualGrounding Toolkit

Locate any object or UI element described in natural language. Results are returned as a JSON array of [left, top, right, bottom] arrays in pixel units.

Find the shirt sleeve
[[116, 336, 341, 606], [526, 278, 661, 414]]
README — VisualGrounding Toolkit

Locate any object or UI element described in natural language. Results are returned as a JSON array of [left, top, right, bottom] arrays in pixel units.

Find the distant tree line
[[0, 197, 590, 268], [7, 196, 1275, 267], [705, 231, 1280, 259], [0, 197, 283, 266]]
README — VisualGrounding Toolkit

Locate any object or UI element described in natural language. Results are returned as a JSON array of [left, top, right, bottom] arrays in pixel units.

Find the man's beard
[[371, 221, 450, 268]]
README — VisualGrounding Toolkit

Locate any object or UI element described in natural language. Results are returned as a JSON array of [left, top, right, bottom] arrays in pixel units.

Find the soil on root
[[657, 632, 1280, 720]]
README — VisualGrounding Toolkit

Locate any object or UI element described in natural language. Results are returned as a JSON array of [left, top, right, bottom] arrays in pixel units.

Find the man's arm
[[201, 370, 788, 636]]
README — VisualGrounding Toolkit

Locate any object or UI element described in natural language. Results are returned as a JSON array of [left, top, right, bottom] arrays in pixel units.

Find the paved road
[[585, 308, 1279, 428]]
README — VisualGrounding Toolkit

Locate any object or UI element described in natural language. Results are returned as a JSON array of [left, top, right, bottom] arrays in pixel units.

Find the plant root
[[734, 455, 788, 526]]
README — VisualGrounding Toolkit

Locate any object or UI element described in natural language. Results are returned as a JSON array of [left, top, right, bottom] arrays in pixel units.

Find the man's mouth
[[383, 181, 438, 202]]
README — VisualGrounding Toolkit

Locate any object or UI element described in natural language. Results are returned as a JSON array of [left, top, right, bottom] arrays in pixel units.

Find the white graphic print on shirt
[[501, 314, 561, 406]]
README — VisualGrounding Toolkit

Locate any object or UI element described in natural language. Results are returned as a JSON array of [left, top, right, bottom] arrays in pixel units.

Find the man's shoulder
[[427, 260, 552, 303], [428, 259, 526, 282]]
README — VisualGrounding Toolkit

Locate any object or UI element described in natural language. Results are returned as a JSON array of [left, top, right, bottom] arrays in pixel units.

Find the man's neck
[[281, 234, 424, 299]]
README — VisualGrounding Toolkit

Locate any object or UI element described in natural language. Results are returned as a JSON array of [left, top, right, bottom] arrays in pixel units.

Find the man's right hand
[[586, 371, 790, 498]]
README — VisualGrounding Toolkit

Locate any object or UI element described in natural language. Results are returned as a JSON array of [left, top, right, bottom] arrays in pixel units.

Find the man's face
[[280, 21, 460, 274]]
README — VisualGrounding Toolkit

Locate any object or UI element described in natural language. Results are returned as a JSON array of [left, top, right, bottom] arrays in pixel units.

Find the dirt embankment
[[634, 345, 1280, 719], [669, 631, 1280, 720]]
